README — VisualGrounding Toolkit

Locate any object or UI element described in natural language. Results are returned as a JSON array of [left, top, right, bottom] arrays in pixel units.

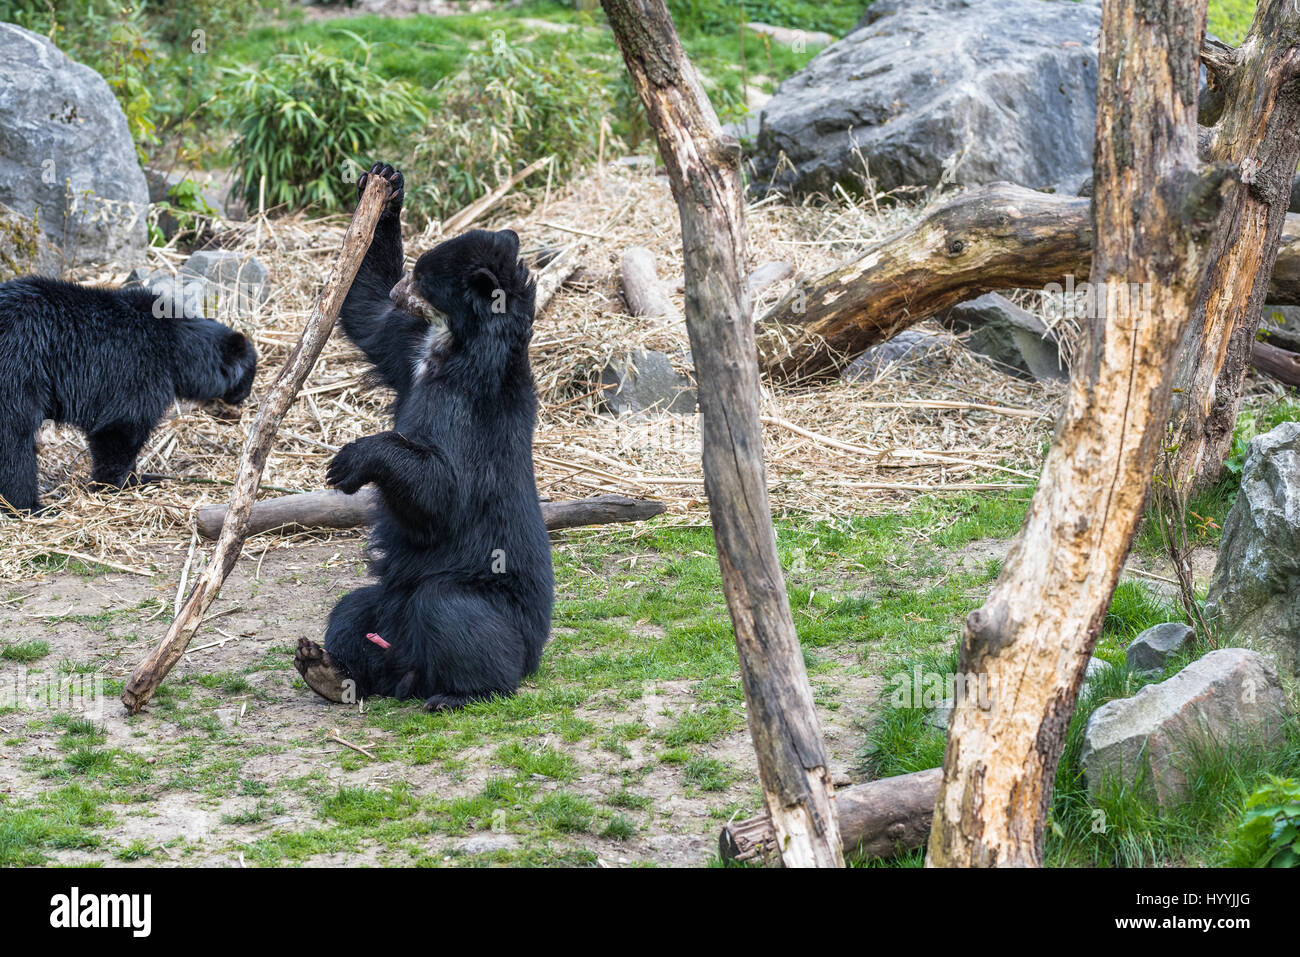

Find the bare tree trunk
[[602, 0, 843, 867], [927, 0, 1226, 867], [1168, 0, 1300, 489], [120, 175, 394, 714]]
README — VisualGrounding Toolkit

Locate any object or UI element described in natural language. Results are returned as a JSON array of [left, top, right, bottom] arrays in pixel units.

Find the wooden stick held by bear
[[120, 172, 395, 715]]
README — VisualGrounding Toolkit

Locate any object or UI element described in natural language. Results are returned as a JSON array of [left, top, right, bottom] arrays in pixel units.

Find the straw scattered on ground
[[5, 164, 1066, 582]]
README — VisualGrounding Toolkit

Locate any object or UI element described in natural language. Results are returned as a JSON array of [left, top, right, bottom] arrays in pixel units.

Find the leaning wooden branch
[[721, 768, 941, 866], [603, 0, 844, 867], [194, 491, 665, 540], [757, 188, 1300, 381], [120, 175, 394, 715]]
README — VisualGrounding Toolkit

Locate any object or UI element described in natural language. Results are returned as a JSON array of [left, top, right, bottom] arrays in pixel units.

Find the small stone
[[600, 348, 697, 416], [1125, 622, 1194, 674], [181, 250, 270, 317], [841, 329, 946, 382], [940, 292, 1067, 382], [458, 833, 519, 854], [139, 273, 214, 320], [1084, 657, 1109, 684], [924, 697, 955, 731]]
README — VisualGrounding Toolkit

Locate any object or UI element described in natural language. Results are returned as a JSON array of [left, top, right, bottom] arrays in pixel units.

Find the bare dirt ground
[[0, 538, 879, 867]]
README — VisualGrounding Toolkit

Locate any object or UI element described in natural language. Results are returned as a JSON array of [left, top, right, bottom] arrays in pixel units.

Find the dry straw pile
[[4, 164, 1062, 582]]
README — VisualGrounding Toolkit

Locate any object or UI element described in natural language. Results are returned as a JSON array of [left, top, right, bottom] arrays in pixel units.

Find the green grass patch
[[1, 640, 50, 663]]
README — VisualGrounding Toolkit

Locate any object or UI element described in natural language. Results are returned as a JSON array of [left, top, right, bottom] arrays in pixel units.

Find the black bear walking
[[295, 163, 554, 711], [0, 276, 257, 513]]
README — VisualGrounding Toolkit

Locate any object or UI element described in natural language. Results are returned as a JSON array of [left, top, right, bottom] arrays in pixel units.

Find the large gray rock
[[1125, 622, 1194, 675], [1080, 649, 1290, 805], [1205, 422, 1300, 680], [600, 348, 697, 416], [939, 292, 1067, 381], [0, 23, 149, 268], [1290, 172, 1300, 214], [752, 0, 1100, 197]]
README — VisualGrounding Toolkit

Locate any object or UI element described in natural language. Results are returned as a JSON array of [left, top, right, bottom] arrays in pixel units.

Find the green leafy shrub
[[149, 177, 220, 246], [102, 16, 160, 164], [222, 38, 424, 212], [400, 31, 616, 226], [1225, 396, 1300, 482], [667, 0, 860, 36], [1228, 776, 1300, 867]]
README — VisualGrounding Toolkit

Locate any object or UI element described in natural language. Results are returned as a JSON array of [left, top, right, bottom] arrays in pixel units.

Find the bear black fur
[[295, 163, 554, 711], [0, 276, 257, 513]]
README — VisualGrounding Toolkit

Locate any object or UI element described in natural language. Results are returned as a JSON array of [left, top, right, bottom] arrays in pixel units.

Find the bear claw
[[358, 162, 404, 212]]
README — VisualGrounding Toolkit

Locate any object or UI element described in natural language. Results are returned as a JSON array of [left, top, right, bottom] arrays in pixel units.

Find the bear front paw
[[358, 162, 404, 215], [326, 439, 373, 494]]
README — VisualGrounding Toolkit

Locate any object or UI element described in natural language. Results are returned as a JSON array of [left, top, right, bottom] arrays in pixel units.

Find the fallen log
[[195, 491, 666, 540], [720, 768, 942, 865], [757, 184, 1092, 380], [620, 246, 682, 322], [756, 185, 1300, 381], [1252, 339, 1300, 387]]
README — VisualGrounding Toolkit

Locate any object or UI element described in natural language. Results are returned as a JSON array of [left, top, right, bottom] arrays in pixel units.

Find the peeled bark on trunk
[[603, 0, 844, 867], [194, 490, 666, 539], [1168, 0, 1300, 489], [720, 768, 941, 865], [927, 0, 1226, 867], [120, 174, 394, 715]]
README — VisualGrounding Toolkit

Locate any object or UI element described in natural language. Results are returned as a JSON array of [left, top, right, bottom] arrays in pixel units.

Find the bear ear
[[468, 266, 500, 300], [222, 330, 251, 362], [497, 229, 520, 256]]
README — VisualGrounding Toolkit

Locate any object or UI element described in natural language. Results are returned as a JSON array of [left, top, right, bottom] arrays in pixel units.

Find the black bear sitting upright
[[294, 163, 554, 711], [0, 276, 257, 513]]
